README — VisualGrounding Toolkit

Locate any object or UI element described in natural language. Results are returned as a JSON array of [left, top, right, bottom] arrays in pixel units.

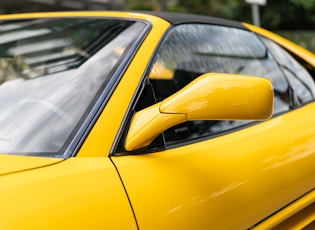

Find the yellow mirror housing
[[125, 73, 274, 151], [161, 73, 274, 120]]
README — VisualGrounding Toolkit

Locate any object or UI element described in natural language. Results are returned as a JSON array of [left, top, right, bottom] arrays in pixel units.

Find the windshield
[[0, 17, 146, 157]]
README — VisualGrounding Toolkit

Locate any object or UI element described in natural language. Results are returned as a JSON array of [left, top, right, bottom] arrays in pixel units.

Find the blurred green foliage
[[126, 0, 157, 10], [277, 30, 315, 52], [290, 0, 315, 10]]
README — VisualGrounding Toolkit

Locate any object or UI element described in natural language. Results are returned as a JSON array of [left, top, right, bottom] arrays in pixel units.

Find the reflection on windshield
[[0, 18, 146, 156]]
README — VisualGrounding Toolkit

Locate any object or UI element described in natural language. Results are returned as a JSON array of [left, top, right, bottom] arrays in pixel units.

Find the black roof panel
[[140, 11, 247, 29]]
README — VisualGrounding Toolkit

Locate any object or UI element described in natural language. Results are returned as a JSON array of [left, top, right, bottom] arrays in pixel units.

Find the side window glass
[[148, 24, 290, 146], [260, 36, 315, 105]]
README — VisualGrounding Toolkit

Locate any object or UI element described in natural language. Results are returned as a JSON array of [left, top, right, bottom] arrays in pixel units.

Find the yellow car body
[[0, 11, 314, 229]]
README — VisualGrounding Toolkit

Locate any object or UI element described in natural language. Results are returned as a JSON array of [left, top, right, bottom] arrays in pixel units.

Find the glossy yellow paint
[[0, 11, 171, 229], [161, 73, 274, 120], [1, 12, 314, 229], [77, 12, 170, 157], [0, 154, 62, 175], [0, 157, 136, 229], [252, 189, 315, 229], [125, 103, 186, 151], [244, 23, 315, 67], [126, 73, 273, 151], [113, 102, 315, 229]]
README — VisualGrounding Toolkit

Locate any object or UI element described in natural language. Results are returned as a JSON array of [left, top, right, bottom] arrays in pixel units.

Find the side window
[[260, 36, 315, 106], [146, 24, 291, 146]]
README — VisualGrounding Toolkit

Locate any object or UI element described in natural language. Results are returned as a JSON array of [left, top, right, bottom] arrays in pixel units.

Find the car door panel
[[112, 103, 315, 229]]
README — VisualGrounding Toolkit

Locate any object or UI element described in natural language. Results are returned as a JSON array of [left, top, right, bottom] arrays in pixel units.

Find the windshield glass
[[0, 17, 146, 157]]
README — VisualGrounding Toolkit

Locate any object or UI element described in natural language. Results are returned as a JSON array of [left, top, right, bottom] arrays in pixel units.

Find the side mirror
[[125, 73, 274, 151]]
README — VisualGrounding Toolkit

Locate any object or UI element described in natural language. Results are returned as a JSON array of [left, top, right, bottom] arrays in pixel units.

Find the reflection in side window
[[149, 24, 290, 146], [260, 36, 315, 105]]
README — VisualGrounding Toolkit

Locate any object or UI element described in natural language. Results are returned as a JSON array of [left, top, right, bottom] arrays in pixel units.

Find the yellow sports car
[[0, 11, 314, 229]]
